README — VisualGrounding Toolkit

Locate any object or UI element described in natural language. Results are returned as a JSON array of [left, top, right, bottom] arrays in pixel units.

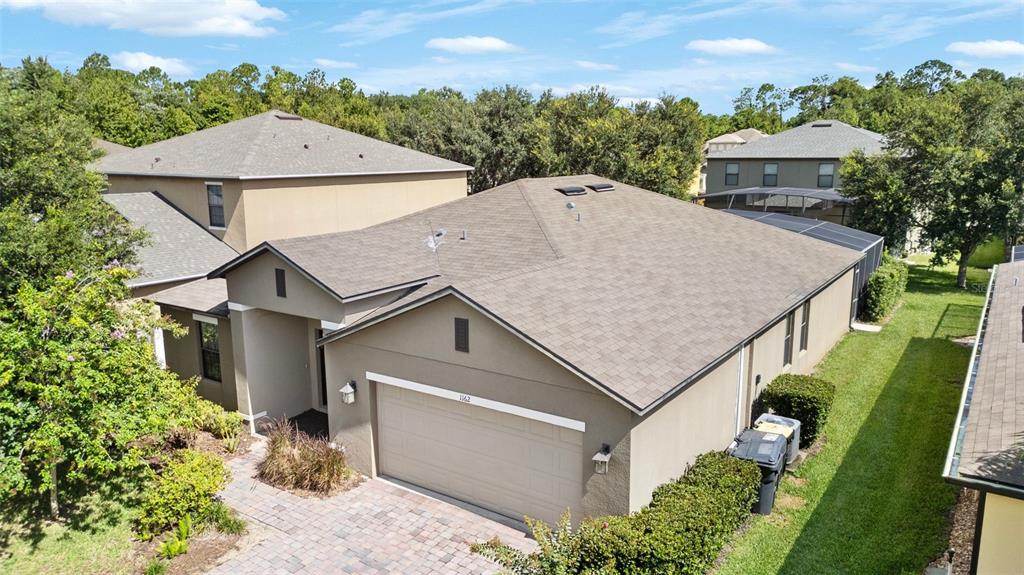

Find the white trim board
[[367, 371, 586, 433], [192, 313, 219, 325]]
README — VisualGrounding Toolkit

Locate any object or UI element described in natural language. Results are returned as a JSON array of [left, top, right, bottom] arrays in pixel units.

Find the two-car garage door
[[377, 382, 583, 526]]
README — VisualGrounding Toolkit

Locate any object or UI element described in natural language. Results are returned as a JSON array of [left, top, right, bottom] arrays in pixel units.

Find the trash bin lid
[[755, 413, 801, 430], [727, 429, 787, 466], [754, 421, 793, 439]]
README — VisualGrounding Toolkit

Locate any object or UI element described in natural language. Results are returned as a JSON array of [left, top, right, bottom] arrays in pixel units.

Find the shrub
[[144, 559, 168, 575], [862, 253, 909, 322], [256, 419, 352, 494], [472, 451, 761, 575], [760, 374, 835, 448], [203, 409, 244, 440], [206, 500, 247, 535], [137, 450, 229, 539], [157, 515, 192, 559]]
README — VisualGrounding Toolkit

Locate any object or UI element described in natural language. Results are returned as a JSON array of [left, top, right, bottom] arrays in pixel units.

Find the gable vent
[[274, 113, 302, 121], [556, 186, 587, 196], [811, 122, 832, 128], [586, 183, 615, 192]]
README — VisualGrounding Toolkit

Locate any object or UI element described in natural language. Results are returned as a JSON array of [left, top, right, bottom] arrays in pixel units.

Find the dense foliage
[[761, 375, 836, 448], [472, 451, 760, 575], [136, 449, 229, 539], [862, 254, 910, 322]]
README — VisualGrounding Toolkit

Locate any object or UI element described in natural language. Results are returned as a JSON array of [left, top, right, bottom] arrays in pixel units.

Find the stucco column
[[228, 304, 257, 433]]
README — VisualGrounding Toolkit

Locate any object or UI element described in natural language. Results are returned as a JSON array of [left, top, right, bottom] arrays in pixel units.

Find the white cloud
[[618, 96, 661, 108], [854, 2, 1020, 49], [835, 62, 878, 73], [111, 51, 191, 75], [0, 0, 285, 37], [575, 60, 618, 71], [313, 58, 357, 69], [331, 0, 521, 46], [691, 58, 712, 66], [686, 38, 779, 56], [425, 35, 519, 54], [205, 43, 239, 51], [946, 40, 1024, 58], [595, 5, 753, 48], [431, 56, 455, 64]]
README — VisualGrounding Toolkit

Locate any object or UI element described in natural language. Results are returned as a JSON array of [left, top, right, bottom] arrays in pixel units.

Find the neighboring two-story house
[[700, 120, 884, 225], [97, 110, 472, 252]]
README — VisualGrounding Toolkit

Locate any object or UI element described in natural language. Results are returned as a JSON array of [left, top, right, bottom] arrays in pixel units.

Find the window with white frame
[[207, 183, 225, 228], [799, 301, 810, 352], [817, 163, 835, 188], [198, 321, 221, 382], [783, 311, 795, 366]]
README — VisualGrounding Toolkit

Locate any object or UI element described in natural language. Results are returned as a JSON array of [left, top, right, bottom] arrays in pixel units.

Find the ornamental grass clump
[[256, 419, 352, 494]]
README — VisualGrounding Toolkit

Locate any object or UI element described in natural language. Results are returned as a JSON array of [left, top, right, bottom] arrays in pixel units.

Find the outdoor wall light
[[592, 443, 611, 475], [340, 381, 357, 405]]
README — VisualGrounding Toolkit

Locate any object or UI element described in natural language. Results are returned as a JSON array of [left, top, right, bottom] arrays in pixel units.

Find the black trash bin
[[727, 429, 788, 515]]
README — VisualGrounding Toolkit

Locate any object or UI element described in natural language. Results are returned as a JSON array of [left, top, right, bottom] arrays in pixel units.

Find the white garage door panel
[[377, 384, 583, 525]]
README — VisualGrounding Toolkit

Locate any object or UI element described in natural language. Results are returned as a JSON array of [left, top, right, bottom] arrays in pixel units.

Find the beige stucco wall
[[323, 295, 635, 519], [105, 175, 246, 250], [706, 159, 842, 194], [229, 307, 313, 420], [978, 493, 1024, 574], [239, 172, 468, 251], [105, 171, 468, 252], [224, 251, 345, 322], [746, 268, 854, 412], [160, 307, 237, 411], [628, 352, 742, 511]]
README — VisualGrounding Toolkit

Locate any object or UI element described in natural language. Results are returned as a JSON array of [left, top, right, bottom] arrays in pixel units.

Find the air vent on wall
[[556, 186, 587, 196], [586, 183, 615, 192]]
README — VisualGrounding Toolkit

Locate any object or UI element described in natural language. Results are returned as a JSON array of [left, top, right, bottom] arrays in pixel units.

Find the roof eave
[[101, 166, 473, 180]]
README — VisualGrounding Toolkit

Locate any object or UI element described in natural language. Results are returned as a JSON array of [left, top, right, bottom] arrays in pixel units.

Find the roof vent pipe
[[460, 229, 468, 241]]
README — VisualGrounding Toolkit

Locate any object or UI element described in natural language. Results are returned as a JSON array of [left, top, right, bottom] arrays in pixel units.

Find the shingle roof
[[95, 110, 471, 180], [286, 175, 861, 412], [707, 120, 884, 159], [148, 278, 229, 316], [103, 192, 238, 287], [94, 138, 130, 156], [955, 261, 1024, 490]]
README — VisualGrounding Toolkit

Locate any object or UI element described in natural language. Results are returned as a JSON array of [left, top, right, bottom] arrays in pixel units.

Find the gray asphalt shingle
[[104, 192, 238, 287], [95, 110, 471, 179], [707, 120, 885, 159]]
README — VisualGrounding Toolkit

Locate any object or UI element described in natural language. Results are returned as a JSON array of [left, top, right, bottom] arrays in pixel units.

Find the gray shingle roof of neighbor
[[241, 175, 862, 413], [94, 110, 472, 180], [148, 279, 230, 317], [707, 120, 885, 159], [103, 192, 238, 287], [952, 260, 1024, 490], [94, 138, 131, 156]]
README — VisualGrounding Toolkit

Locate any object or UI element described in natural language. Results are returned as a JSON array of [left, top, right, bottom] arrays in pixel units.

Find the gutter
[[128, 272, 209, 289], [102, 166, 473, 181]]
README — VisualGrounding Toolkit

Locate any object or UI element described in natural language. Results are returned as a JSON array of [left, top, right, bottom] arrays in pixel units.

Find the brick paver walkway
[[208, 441, 536, 574]]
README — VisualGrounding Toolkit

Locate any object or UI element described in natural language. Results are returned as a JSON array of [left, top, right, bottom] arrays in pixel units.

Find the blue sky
[[1, 0, 1022, 114]]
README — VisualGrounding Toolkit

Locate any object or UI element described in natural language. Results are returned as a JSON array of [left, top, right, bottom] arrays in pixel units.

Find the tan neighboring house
[[96, 110, 472, 252], [148, 175, 862, 525], [695, 128, 765, 194], [700, 120, 884, 225], [944, 258, 1024, 574]]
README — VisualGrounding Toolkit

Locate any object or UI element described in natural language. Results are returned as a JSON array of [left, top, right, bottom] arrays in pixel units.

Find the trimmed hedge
[[761, 374, 835, 448], [862, 253, 909, 322], [473, 451, 761, 575]]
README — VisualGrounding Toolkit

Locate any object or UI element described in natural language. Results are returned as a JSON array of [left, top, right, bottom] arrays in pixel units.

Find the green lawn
[[717, 260, 989, 575], [967, 237, 1005, 269], [0, 480, 145, 575]]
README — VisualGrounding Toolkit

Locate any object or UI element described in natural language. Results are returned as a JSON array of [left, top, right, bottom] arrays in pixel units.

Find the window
[[762, 163, 778, 187], [799, 301, 811, 352], [783, 311, 795, 366], [454, 317, 469, 352], [198, 321, 221, 382], [275, 268, 286, 298], [817, 163, 835, 188], [725, 163, 739, 186], [207, 183, 225, 227]]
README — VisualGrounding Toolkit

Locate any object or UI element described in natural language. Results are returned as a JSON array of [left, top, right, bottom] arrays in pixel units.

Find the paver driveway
[[208, 440, 536, 575]]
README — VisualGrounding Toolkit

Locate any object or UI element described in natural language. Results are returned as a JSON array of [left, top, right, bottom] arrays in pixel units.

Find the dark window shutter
[[454, 317, 469, 352], [275, 268, 287, 298]]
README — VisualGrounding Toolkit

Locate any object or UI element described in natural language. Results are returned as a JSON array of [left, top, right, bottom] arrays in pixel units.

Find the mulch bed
[[926, 487, 978, 574]]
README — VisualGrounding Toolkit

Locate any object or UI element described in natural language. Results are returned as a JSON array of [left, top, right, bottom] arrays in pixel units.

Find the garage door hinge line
[[366, 371, 586, 432]]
